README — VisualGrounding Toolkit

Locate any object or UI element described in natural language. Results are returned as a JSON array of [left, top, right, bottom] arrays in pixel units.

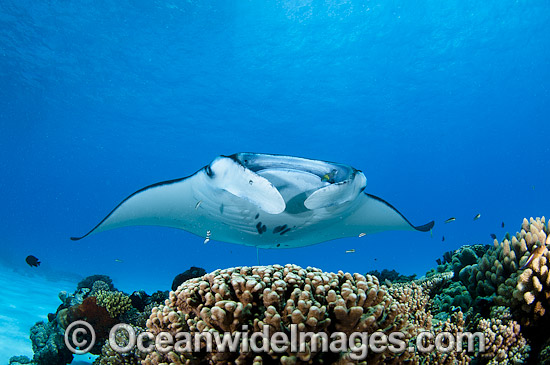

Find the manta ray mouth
[[227, 152, 358, 185]]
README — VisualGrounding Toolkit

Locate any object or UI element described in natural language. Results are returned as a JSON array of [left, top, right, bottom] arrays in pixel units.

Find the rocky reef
[[11, 217, 550, 364]]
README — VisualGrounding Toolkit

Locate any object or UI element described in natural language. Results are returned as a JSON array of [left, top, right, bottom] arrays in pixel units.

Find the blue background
[[1, 0, 549, 293]]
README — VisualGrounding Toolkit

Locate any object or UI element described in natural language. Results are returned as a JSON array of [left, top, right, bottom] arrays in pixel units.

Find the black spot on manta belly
[[273, 225, 287, 234], [277, 244, 281, 247], [256, 222, 267, 234]]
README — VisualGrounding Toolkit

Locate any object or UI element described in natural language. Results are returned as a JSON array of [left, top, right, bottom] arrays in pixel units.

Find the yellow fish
[[473, 214, 481, 220], [345, 249, 356, 253], [321, 169, 337, 183], [444, 217, 456, 223]]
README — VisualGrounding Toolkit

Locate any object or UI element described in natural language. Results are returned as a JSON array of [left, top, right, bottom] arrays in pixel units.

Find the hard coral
[[458, 217, 550, 325], [477, 306, 529, 364], [30, 320, 73, 365], [172, 266, 207, 291], [93, 324, 147, 365], [95, 290, 133, 318], [389, 272, 472, 364], [143, 264, 414, 364], [77, 274, 115, 292]]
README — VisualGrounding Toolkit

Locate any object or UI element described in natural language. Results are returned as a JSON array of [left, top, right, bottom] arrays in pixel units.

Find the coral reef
[[69, 296, 118, 342], [144, 264, 416, 364], [95, 290, 133, 318], [8, 356, 33, 365], [90, 280, 112, 296], [171, 266, 207, 291], [431, 281, 472, 313], [92, 325, 148, 365], [477, 306, 530, 364], [13, 217, 550, 365], [366, 268, 416, 283], [77, 274, 115, 292], [30, 320, 73, 365], [430, 244, 489, 278], [458, 217, 550, 327]]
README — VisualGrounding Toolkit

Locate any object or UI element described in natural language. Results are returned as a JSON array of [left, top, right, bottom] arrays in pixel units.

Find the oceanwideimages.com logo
[[64, 320, 485, 359]]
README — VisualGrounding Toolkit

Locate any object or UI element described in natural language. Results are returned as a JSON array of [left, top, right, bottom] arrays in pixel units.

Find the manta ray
[[71, 153, 434, 248]]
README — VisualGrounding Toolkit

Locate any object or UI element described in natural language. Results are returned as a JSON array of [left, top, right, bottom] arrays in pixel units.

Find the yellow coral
[[95, 290, 132, 318]]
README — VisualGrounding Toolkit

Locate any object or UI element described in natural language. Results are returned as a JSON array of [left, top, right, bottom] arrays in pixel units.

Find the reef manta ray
[[71, 153, 434, 248]]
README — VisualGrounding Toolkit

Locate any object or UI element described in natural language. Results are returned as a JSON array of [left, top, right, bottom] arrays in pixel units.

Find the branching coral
[[477, 306, 529, 364], [388, 273, 472, 364], [143, 264, 416, 364], [508, 218, 550, 322], [458, 217, 550, 325]]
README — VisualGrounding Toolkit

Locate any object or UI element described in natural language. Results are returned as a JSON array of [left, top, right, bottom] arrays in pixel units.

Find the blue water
[[1, 0, 549, 299]]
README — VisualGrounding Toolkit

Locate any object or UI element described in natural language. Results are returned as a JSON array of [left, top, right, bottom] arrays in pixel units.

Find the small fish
[[473, 214, 481, 221], [358, 233, 366, 238], [501, 222, 505, 228], [374, 258, 377, 261], [204, 230, 211, 244], [444, 217, 456, 223], [490, 234, 497, 240], [25, 255, 40, 267], [195, 201, 202, 209], [321, 169, 337, 183], [520, 244, 547, 270], [345, 249, 356, 253], [442, 236, 445, 242], [114, 259, 123, 263]]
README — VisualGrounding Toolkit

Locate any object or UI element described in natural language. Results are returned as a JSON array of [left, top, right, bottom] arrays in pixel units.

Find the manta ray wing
[[70, 174, 199, 241], [71, 156, 285, 241], [341, 193, 434, 235]]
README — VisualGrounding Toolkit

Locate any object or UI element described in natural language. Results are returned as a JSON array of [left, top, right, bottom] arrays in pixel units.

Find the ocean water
[[1, 0, 549, 362]]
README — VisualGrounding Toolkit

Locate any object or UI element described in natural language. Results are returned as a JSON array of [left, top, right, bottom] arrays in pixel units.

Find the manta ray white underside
[[71, 153, 434, 248]]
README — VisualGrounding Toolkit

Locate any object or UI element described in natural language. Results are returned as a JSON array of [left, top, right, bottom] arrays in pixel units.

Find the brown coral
[[388, 273, 472, 364], [142, 264, 415, 364], [477, 306, 530, 364], [458, 216, 550, 325]]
